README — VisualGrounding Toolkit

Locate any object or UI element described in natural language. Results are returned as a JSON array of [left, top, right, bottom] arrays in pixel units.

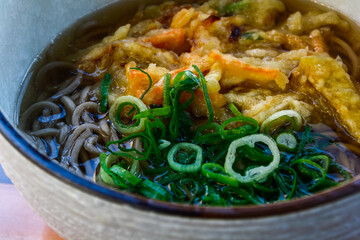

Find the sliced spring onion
[[220, 116, 259, 140], [202, 194, 228, 206], [133, 106, 172, 120], [109, 95, 147, 135], [194, 122, 222, 144], [168, 70, 200, 140], [171, 71, 185, 87], [157, 172, 186, 185], [167, 142, 203, 173], [99, 153, 127, 189], [106, 133, 152, 161], [158, 139, 171, 149], [229, 103, 242, 117], [100, 73, 112, 113], [94, 65, 350, 206], [308, 155, 330, 172], [145, 117, 166, 140], [225, 134, 280, 183], [241, 145, 273, 163], [172, 70, 200, 91], [252, 181, 278, 193], [201, 163, 238, 187], [110, 164, 141, 187], [202, 183, 228, 206], [276, 132, 297, 152], [205, 145, 229, 164], [163, 73, 171, 107], [179, 91, 195, 110], [193, 65, 214, 123], [274, 166, 298, 199], [260, 110, 302, 134], [169, 182, 186, 201], [169, 99, 180, 141], [145, 117, 166, 162], [139, 179, 171, 201], [291, 159, 326, 191], [222, 186, 262, 205], [178, 178, 203, 201], [265, 116, 296, 136], [143, 166, 171, 175]]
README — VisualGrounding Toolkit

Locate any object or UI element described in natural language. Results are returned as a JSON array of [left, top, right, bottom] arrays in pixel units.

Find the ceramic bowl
[[1, 0, 360, 239]]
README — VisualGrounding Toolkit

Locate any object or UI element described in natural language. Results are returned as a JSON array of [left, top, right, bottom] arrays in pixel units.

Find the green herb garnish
[[98, 66, 350, 206]]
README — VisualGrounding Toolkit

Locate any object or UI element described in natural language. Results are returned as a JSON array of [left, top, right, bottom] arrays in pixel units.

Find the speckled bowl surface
[[1, 0, 360, 239]]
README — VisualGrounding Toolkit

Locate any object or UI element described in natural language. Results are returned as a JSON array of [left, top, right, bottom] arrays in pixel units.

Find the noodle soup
[[18, 0, 360, 206]]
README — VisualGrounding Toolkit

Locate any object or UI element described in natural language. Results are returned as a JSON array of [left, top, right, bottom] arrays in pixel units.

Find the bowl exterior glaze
[[1, 0, 360, 239]]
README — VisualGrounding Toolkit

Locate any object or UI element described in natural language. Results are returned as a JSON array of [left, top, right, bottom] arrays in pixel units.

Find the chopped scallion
[[100, 73, 112, 113], [168, 142, 203, 173]]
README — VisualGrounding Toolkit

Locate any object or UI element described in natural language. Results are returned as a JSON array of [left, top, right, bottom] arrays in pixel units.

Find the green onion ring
[[194, 122, 222, 144], [264, 116, 296, 136], [225, 134, 280, 183], [167, 142, 203, 173], [260, 110, 302, 133], [308, 155, 330, 172], [109, 95, 147, 135], [220, 116, 259, 140], [276, 132, 297, 152]]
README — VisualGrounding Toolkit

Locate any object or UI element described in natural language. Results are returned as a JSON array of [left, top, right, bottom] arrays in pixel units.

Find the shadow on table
[[0, 164, 11, 184]]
